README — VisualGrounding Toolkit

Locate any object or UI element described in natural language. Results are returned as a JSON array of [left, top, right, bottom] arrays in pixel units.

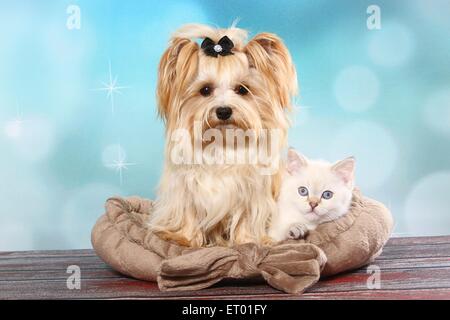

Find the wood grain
[[1, 235, 450, 300]]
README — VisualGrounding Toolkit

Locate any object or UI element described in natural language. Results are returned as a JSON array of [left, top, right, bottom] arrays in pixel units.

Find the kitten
[[269, 149, 355, 241]]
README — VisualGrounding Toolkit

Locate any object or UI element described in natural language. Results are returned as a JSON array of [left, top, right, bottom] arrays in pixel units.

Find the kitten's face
[[282, 150, 355, 223]]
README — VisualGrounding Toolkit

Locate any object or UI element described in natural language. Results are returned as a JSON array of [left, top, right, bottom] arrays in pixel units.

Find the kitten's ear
[[332, 156, 355, 186], [287, 148, 308, 175]]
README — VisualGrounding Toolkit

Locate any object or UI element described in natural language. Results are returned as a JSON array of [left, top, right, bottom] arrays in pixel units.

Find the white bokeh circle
[[405, 171, 450, 235], [423, 88, 450, 137], [61, 183, 122, 248], [329, 120, 398, 190], [368, 21, 415, 67], [5, 117, 56, 162], [334, 66, 380, 112]]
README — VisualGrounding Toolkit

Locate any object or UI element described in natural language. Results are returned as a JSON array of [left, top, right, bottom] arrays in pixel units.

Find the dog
[[148, 24, 298, 247]]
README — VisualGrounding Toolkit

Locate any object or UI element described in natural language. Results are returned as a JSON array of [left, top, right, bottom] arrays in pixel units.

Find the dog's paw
[[287, 223, 309, 240]]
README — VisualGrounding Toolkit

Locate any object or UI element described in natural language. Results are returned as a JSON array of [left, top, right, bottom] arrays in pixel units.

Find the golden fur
[[148, 24, 298, 247]]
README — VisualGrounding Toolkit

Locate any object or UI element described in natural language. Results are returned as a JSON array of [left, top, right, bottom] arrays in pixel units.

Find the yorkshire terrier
[[148, 24, 298, 247]]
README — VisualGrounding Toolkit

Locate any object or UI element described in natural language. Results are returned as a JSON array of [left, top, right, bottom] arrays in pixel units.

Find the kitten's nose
[[309, 200, 319, 210], [216, 106, 232, 120]]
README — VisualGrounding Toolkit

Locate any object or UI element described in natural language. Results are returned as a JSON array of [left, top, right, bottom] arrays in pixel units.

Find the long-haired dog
[[148, 24, 298, 247]]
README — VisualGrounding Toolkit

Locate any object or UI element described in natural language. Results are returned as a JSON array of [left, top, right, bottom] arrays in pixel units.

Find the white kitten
[[269, 149, 355, 241]]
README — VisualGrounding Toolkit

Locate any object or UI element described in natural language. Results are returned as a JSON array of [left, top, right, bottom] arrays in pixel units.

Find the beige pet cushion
[[91, 189, 393, 294]]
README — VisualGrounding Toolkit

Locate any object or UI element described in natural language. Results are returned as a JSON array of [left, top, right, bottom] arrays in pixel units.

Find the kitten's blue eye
[[298, 186, 309, 196], [322, 190, 333, 199]]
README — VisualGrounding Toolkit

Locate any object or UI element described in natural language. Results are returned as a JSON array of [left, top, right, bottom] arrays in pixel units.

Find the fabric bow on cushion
[[92, 191, 392, 295], [157, 241, 327, 294]]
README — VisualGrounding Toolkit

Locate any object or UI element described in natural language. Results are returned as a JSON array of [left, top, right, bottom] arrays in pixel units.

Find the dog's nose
[[216, 106, 232, 120]]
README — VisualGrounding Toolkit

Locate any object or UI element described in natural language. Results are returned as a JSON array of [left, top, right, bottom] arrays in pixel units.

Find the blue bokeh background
[[1, 0, 449, 250]]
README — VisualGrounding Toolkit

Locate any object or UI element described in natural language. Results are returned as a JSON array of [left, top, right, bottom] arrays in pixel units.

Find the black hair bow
[[201, 36, 234, 57]]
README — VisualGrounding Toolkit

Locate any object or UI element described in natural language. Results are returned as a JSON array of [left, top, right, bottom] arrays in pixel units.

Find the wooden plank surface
[[1, 236, 450, 300]]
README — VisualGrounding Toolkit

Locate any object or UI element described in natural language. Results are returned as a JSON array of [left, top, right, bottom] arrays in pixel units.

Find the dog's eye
[[200, 86, 212, 97], [235, 85, 249, 96]]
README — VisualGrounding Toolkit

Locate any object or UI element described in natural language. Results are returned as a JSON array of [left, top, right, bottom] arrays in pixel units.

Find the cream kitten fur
[[269, 149, 355, 241]]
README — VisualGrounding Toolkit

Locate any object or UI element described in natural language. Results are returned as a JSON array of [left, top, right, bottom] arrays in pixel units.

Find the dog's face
[[157, 24, 298, 141], [185, 53, 264, 133]]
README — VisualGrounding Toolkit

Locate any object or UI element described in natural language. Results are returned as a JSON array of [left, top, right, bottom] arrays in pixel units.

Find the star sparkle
[[94, 61, 129, 114], [105, 144, 136, 186]]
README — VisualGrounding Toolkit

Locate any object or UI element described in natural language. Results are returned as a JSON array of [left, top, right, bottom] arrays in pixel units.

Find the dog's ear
[[244, 33, 298, 109], [157, 37, 199, 120]]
